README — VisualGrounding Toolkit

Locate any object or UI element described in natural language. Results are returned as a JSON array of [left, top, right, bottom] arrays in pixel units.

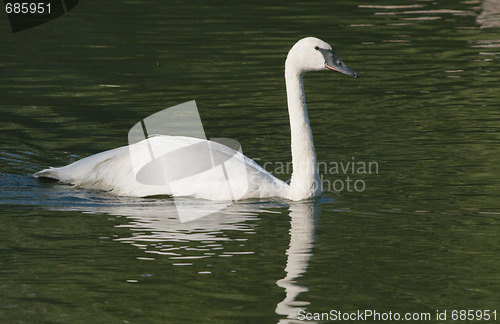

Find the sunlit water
[[1, 1, 499, 323]]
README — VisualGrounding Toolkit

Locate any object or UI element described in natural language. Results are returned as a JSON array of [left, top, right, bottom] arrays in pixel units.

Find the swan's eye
[[314, 46, 319, 50]]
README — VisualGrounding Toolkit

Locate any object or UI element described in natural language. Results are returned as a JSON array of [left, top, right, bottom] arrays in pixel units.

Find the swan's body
[[37, 135, 288, 200], [34, 37, 357, 201]]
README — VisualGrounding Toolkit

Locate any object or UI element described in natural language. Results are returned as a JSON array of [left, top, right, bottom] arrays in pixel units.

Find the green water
[[1, 1, 499, 323]]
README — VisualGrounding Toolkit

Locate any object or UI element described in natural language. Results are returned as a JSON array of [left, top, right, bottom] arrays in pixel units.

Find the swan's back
[[35, 135, 289, 200]]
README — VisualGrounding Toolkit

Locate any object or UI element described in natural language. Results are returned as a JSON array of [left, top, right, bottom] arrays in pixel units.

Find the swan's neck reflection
[[276, 201, 320, 323]]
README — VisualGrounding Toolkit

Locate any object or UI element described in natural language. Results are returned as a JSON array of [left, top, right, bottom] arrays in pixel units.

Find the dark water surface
[[1, 1, 499, 323]]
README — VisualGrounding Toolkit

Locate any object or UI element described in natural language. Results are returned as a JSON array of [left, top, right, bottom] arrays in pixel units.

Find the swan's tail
[[33, 168, 61, 180]]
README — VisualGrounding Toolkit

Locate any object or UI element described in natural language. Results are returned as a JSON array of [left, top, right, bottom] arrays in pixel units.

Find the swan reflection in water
[[39, 188, 323, 323], [276, 201, 321, 324], [109, 199, 321, 323], [477, 0, 500, 28]]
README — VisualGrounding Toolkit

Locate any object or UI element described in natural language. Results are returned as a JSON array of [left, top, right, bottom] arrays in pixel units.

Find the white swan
[[34, 37, 357, 201]]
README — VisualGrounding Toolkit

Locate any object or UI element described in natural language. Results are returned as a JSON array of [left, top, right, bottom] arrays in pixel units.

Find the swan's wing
[[34, 135, 289, 200], [129, 135, 289, 199]]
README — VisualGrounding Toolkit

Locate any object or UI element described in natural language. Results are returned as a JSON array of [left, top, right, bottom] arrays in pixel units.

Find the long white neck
[[285, 64, 321, 200]]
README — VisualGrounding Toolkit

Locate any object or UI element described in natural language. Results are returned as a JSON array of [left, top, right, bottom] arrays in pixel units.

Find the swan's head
[[286, 37, 358, 78]]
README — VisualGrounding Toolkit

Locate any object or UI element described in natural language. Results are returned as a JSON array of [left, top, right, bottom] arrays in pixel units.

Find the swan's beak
[[322, 50, 358, 78]]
